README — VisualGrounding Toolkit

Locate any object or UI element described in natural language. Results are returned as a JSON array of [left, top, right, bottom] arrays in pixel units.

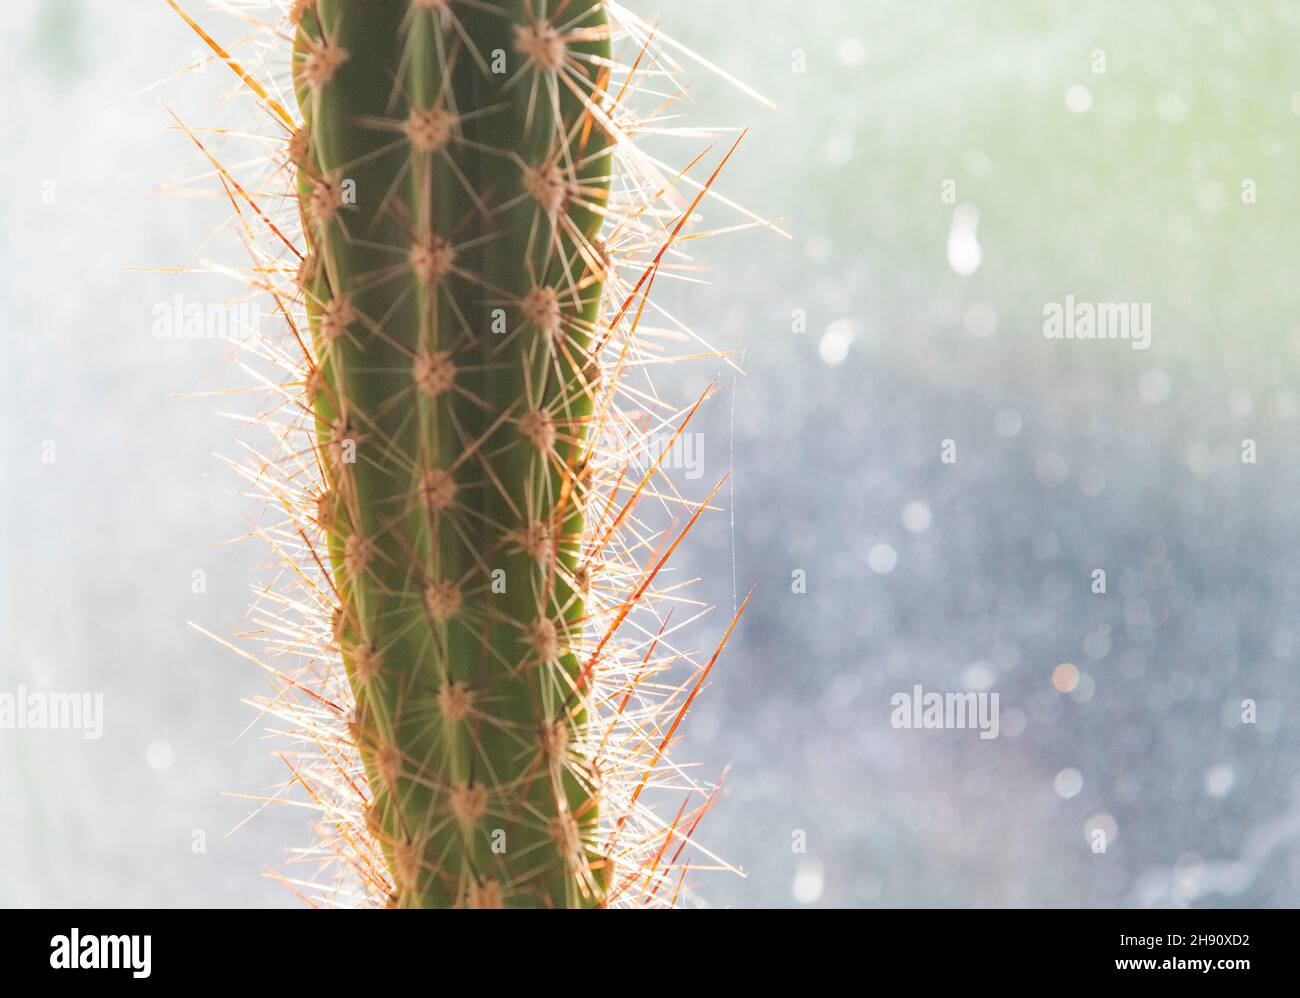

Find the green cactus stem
[[292, 0, 612, 909]]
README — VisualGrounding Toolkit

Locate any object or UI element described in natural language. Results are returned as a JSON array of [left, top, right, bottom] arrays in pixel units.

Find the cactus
[[290, 0, 618, 908], [170, 0, 765, 909]]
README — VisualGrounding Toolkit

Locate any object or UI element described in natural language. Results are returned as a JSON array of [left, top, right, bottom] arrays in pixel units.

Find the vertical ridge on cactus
[[170, 0, 775, 908]]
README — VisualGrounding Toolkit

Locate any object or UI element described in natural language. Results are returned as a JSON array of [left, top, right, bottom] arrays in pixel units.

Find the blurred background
[[3, 0, 1300, 907]]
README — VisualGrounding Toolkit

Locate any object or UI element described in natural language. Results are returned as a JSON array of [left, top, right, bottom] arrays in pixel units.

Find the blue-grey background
[[2, 0, 1298, 907]]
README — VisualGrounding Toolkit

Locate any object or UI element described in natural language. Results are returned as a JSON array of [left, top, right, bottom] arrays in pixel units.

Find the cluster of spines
[[291, 0, 614, 908]]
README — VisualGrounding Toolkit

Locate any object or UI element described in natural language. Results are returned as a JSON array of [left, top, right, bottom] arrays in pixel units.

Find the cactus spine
[[292, 0, 612, 908]]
